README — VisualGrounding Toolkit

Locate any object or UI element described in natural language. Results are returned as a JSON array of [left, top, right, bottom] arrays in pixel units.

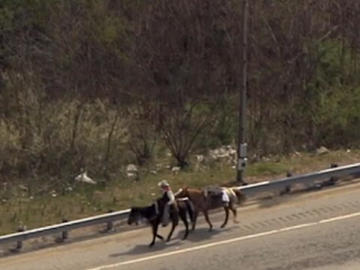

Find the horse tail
[[232, 188, 246, 205]]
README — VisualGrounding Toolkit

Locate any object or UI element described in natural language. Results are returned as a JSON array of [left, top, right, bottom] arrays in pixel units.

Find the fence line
[[1, 162, 360, 247]]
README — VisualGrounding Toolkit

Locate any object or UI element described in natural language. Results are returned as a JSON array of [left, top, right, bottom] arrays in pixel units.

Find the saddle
[[203, 186, 230, 203]]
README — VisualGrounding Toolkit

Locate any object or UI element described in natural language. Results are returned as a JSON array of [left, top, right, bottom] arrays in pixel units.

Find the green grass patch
[[1, 149, 360, 235], [247, 162, 288, 176]]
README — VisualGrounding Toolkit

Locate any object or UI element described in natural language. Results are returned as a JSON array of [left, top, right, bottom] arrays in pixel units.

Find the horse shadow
[[178, 227, 232, 243], [109, 240, 182, 257], [110, 226, 233, 258]]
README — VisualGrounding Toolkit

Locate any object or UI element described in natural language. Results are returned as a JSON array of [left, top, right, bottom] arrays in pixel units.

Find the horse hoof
[[149, 243, 155, 247]]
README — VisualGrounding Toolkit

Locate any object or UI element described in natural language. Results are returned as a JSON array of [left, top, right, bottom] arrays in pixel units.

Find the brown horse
[[175, 186, 245, 231]]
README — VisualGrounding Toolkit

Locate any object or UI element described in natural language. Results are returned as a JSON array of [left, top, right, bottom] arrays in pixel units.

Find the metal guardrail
[[1, 162, 360, 248], [235, 162, 360, 196], [0, 209, 130, 246]]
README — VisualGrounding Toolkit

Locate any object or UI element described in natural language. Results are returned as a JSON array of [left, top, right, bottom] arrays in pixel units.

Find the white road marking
[[88, 211, 360, 270]]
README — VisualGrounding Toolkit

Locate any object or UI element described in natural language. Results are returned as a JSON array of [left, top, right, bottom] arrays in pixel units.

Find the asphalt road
[[2, 182, 360, 270]]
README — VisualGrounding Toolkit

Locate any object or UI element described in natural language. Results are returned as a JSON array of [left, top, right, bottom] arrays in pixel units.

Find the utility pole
[[237, 0, 249, 184]]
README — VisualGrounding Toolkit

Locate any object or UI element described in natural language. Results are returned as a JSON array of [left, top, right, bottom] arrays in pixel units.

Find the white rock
[[171, 166, 181, 175], [209, 147, 231, 159], [75, 171, 97, 185], [316, 146, 329, 155], [126, 164, 139, 179], [195, 155, 204, 163], [126, 164, 138, 173], [127, 172, 136, 178]]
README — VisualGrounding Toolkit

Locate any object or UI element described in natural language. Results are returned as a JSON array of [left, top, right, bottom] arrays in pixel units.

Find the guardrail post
[[280, 172, 292, 195], [101, 210, 114, 233], [322, 163, 339, 187], [61, 219, 69, 240], [55, 219, 69, 243], [10, 226, 26, 252]]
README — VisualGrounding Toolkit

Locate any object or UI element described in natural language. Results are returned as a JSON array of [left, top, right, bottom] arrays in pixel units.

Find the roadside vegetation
[[1, 149, 359, 235], [1, 1, 360, 234]]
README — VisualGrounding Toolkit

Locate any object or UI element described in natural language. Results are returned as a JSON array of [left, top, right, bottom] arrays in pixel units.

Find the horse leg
[[203, 209, 213, 231], [149, 222, 158, 247], [153, 218, 164, 240], [185, 200, 195, 233], [179, 210, 189, 240], [166, 219, 178, 242], [231, 205, 239, 224], [191, 211, 198, 231], [220, 206, 229, 228]]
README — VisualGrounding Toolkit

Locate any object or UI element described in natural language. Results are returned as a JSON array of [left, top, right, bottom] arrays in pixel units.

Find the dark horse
[[175, 186, 246, 231], [127, 196, 195, 247]]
